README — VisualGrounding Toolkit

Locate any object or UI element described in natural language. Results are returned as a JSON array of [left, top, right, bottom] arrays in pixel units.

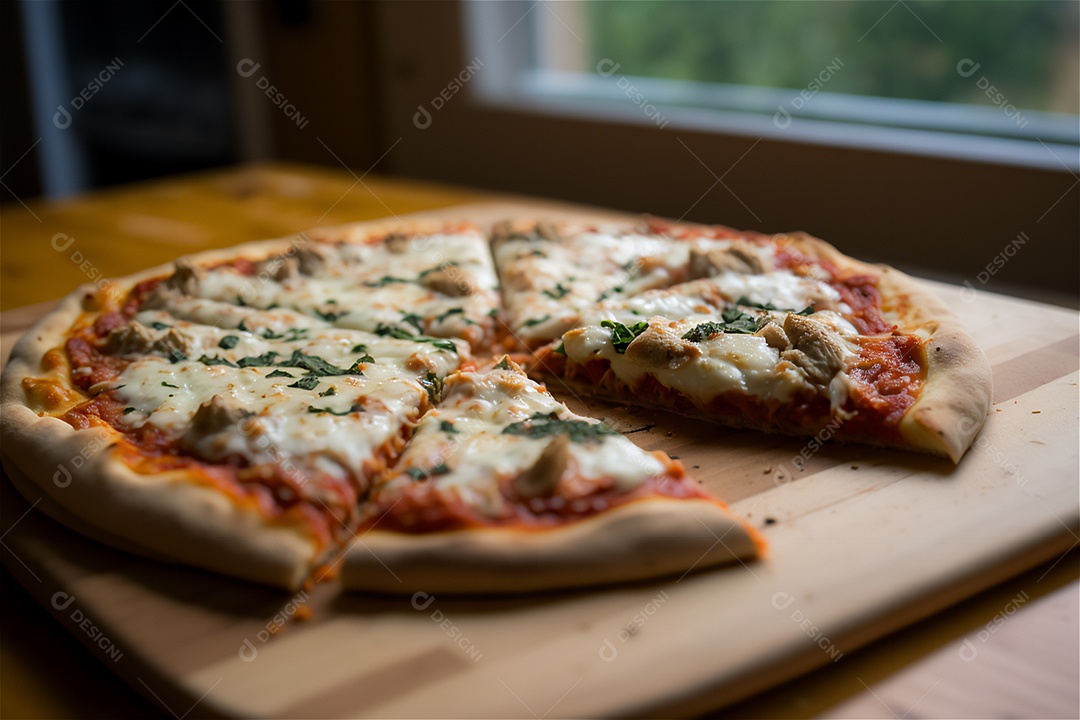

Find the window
[[466, 0, 1078, 170]]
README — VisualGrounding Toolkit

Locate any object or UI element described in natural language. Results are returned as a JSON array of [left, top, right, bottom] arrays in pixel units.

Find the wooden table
[[1, 163, 1076, 719]]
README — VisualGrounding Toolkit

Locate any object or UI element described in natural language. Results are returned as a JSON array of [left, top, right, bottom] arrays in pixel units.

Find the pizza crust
[[782, 235, 993, 462], [341, 498, 763, 594], [1, 286, 320, 590]]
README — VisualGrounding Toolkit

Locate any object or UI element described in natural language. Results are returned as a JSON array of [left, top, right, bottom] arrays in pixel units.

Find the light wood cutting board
[[1, 203, 1077, 718]]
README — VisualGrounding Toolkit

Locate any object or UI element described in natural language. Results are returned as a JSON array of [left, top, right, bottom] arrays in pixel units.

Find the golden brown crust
[[0, 286, 321, 589], [342, 498, 762, 594]]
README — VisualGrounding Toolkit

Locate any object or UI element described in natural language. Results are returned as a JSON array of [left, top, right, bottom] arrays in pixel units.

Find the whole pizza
[[0, 217, 992, 593]]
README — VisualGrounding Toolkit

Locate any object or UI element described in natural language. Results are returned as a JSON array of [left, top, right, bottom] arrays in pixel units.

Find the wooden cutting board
[[2, 204, 1077, 718]]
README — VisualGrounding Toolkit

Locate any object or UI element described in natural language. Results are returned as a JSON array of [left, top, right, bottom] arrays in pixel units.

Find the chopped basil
[[314, 308, 341, 322], [150, 321, 170, 331], [307, 403, 363, 416], [197, 354, 238, 367], [237, 351, 280, 368], [434, 307, 464, 324], [419, 372, 443, 403], [552, 342, 566, 356], [276, 349, 358, 376], [267, 369, 294, 378], [374, 323, 458, 353], [237, 319, 251, 332], [406, 463, 451, 481], [364, 276, 413, 287], [494, 356, 512, 370], [401, 312, 425, 334], [262, 327, 308, 341], [218, 335, 240, 350], [487, 308, 499, 318], [350, 343, 368, 354], [523, 315, 550, 327], [542, 283, 570, 300], [167, 349, 188, 364], [502, 411, 617, 443], [288, 376, 320, 391], [601, 320, 648, 354], [439, 420, 459, 434], [161, 381, 179, 389], [122, 407, 136, 414], [418, 261, 459, 278], [735, 295, 815, 315], [319, 386, 337, 397], [682, 308, 765, 342]]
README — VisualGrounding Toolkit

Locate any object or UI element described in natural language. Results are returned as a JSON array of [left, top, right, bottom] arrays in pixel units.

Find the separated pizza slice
[[1, 280, 465, 589], [529, 231, 992, 462], [341, 357, 763, 594]]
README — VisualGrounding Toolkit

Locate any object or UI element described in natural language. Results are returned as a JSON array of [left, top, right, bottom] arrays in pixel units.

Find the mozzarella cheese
[[191, 230, 498, 343], [111, 320, 461, 481], [370, 365, 666, 519]]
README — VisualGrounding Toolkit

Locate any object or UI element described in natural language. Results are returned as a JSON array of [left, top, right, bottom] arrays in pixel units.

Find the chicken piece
[[104, 322, 158, 356], [755, 322, 790, 351], [421, 266, 474, 297], [384, 233, 410, 254], [513, 435, 569, 500], [141, 261, 204, 309], [780, 314, 845, 385], [153, 328, 192, 360], [294, 246, 325, 275], [688, 243, 765, 278], [624, 326, 701, 370], [181, 396, 254, 458]]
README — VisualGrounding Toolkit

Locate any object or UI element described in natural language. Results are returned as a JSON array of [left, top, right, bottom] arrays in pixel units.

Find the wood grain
[[1, 201, 1077, 718]]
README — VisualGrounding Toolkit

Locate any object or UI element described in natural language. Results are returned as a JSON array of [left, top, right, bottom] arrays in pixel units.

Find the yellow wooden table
[[1, 163, 1076, 719]]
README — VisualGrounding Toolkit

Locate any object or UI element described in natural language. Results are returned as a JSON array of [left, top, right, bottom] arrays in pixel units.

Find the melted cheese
[[112, 324, 461, 479], [191, 230, 498, 342], [371, 366, 666, 518]]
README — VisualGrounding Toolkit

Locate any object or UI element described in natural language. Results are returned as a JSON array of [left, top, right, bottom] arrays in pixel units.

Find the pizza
[[0, 216, 991, 593]]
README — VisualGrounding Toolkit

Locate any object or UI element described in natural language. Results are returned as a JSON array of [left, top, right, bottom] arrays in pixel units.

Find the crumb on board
[[294, 605, 313, 622], [665, 431, 674, 437], [692, 465, 700, 469], [1032, 410, 1041, 414], [764, 517, 777, 525], [763, 466, 771, 474], [851, 464, 859, 470]]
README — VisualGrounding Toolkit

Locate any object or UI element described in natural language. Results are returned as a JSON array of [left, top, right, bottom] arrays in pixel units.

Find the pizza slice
[[490, 217, 795, 348], [156, 222, 499, 351], [1, 268, 465, 589], [342, 357, 762, 593], [529, 229, 992, 462]]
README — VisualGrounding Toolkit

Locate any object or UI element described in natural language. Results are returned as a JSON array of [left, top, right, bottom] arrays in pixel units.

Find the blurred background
[[2, 0, 1078, 302]]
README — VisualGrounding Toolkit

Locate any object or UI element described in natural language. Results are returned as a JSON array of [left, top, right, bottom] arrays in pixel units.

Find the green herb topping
[[601, 319, 649, 353], [502, 411, 617, 443]]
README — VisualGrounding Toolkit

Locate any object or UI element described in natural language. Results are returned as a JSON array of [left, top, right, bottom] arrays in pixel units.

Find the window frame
[[372, 0, 1079, 305]]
